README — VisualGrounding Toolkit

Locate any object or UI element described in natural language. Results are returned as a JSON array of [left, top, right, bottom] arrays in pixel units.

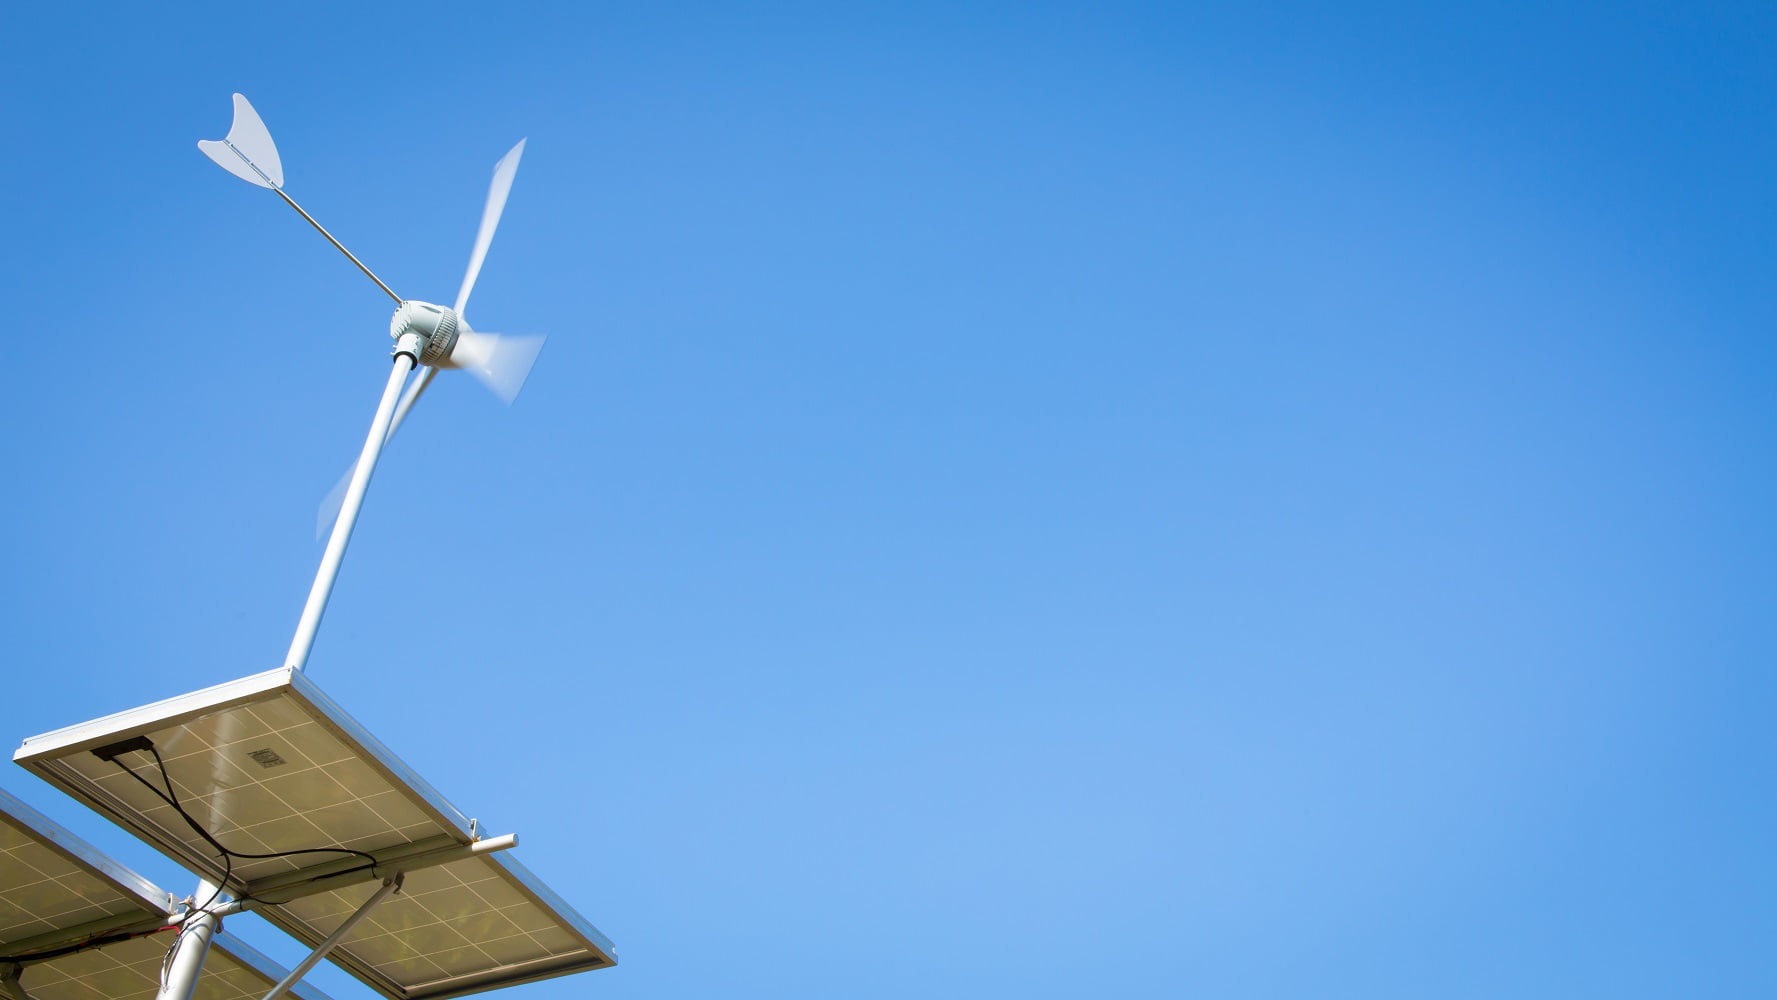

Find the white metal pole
[[260, 875, 403, 1000], [285, 339, 421, 672], [156, 878, 221, 1000]]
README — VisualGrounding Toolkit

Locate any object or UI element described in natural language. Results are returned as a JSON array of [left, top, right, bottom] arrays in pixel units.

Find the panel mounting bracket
[[261, 873, 404, 1000], [0, 963, 32, 1000]]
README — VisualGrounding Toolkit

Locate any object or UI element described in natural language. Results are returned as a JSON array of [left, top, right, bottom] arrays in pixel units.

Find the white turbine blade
[[388, 364, 440, 434], [315, 462, 353, 540], [455, 139, 527, 316], [315, 367, 439, 538], [450, 329, 545, 404], [197, 93, 284, 189]]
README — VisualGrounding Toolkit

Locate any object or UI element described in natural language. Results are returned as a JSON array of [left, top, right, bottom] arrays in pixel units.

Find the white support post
[[260, 874, 403, 1000], [156, 878, 221, 1000], [285, 336, 422, 672]]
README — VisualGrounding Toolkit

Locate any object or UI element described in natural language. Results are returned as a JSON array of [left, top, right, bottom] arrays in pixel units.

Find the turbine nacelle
[[390, 300, 543, 405], [391, 300, 460, 358]]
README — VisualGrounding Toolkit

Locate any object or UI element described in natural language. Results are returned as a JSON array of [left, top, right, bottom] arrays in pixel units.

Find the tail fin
[[197, 93, 284, 189]]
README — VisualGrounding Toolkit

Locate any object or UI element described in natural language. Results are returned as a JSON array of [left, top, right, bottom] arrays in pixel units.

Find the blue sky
[[4, 2, 1774, 997]]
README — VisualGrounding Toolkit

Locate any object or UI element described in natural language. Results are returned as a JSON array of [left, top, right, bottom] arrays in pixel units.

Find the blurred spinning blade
[[312, 140, 545, 537], [458, 139, 526, 315]]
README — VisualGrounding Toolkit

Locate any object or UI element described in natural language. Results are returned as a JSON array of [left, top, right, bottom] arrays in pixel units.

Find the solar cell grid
[[0, 825, 144, 945], [43, 702, 452, 885], [12, 932, 330, 1000], [0, 789, 337, 1000]]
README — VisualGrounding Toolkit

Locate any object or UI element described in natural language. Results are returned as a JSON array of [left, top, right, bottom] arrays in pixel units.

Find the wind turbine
[[199, 93, 545, 672]]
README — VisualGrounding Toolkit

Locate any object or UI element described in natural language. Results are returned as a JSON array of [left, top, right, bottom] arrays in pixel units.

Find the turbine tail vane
[[197, 93, 284, 189], [198, 93, 400, 303]]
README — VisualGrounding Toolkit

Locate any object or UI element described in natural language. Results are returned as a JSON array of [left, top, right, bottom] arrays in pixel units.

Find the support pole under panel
[[156, 879, 221, 1000]]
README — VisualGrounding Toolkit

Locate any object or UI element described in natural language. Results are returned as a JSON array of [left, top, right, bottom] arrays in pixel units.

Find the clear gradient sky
[[4, 3, 1774, 997]]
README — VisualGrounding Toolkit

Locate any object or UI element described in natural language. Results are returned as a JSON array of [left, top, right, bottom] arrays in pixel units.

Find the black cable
[[105, 749, 379, 873], [158, 854, 230, 994], [12, 745, 379, 972], [158, 921, 181, 992], [107, 739, 382, 990], [194, 852, 231, 916], [54, 740, 389, 983], [0, 925, 175, 965]]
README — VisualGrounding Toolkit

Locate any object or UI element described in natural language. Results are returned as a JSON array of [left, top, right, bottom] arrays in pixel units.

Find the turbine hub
[[389, 300, 462, 367]]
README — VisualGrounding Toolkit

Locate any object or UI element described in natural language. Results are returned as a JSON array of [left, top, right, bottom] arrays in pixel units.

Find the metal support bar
[[285, 341, 420, 672], [0, 912, 174, 968], [1, 963, 31, 1000], [155, 878, 221, 1000], [272, 187, 402, 304], [0, 835, 516, 969], [216, 833, 518, 916], [260, 874, 403, 1000]]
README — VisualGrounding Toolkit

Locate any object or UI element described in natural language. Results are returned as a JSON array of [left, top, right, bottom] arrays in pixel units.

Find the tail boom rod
[[272, 187, 402, 305]]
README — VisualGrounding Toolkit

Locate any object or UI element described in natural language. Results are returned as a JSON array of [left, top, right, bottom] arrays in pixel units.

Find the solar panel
[[11, 928, 338, 1000], [13, 668, 617, 1000], [0, 787, 337, 1000]]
